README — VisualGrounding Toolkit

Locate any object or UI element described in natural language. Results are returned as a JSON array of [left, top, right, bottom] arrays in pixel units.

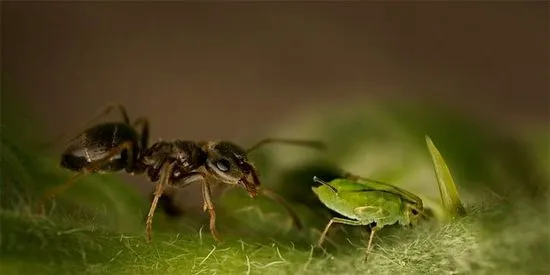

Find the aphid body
[[312, 175, 424, 260]]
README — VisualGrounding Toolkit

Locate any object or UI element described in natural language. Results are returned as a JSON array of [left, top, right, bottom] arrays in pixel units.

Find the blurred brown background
[[2, 2, 548, 202]]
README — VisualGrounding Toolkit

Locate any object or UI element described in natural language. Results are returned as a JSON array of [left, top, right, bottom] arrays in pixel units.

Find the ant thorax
[[139, 140, 207, 182]]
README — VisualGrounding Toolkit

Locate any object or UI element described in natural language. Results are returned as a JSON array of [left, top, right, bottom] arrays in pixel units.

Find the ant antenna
[[246, 138, 326, 154], [261, 188, 303, 229]]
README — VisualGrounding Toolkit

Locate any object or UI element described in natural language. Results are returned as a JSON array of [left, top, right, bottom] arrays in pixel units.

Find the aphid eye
[[215, 159, 231, 172], [411, 209, 419, 215]]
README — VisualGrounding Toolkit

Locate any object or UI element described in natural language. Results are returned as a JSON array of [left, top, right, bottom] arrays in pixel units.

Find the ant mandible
[[37, 103, 325, 242]]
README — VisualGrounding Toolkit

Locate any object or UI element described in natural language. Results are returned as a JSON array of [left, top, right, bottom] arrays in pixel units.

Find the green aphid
[[312, 174, 425, 260]]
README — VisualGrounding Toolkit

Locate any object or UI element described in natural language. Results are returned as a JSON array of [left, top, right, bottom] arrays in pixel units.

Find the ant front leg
[[145, 161, 175, 242], [35, 141, 136, 215], [201, 181, 222, 242]]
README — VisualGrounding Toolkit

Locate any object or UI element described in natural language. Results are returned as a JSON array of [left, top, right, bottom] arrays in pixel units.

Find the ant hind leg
[[35, 141, 136, 215], [41, 103, 132, 148], [87, 102, 131, 125], [132, 117, 150, 150]]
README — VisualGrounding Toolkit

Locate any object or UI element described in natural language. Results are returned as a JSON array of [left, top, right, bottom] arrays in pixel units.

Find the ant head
[[201, 141, 260, 198]]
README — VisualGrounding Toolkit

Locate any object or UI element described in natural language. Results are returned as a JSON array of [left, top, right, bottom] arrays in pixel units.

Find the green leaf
[[3, 87, 548, 274], [425, 135, 467, 218]]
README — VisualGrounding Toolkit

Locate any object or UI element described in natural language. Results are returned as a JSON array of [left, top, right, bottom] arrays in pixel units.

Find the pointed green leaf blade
[[425, 135, 467, 218]]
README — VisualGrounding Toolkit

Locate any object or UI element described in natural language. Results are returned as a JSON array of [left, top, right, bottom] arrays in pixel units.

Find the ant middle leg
[[145, 170, 206, 242]]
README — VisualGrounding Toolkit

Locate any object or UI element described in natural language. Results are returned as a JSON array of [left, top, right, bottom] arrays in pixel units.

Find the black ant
[[37, 103, 325, 242]]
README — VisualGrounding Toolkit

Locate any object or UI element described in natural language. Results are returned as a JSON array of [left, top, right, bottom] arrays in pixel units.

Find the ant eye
[[215, 159, 231, 172]]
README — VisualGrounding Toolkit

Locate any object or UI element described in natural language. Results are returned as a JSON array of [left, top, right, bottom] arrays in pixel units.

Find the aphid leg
[[202, 181, 222, 242], [246, 138, 326, 153], [260, 188, 303, 229], [317, 217, 363, 247], [145, 162, 176, 242], [365, 226, 379, 262], [35, 141, 136, 214]]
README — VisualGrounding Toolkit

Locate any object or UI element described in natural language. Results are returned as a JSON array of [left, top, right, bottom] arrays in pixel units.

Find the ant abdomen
[[60, 122, 140, 173]]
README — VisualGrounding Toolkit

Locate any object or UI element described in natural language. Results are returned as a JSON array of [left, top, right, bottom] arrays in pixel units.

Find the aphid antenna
[[313, 176, 338, 192], [312, 176, 327, 185]]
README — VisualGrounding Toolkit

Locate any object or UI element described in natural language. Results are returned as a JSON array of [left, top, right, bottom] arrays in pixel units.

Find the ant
[[37, 103, 326, 242]]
